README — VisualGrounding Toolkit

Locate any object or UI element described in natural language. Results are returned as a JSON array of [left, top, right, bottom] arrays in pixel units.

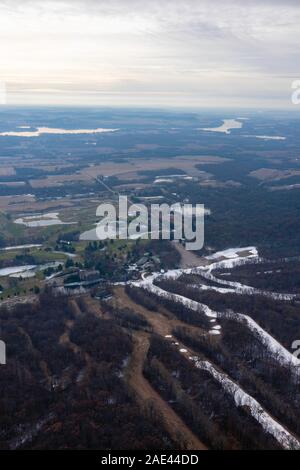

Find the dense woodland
[[0, 292, 174, 450], [1, 265, 300, 449]]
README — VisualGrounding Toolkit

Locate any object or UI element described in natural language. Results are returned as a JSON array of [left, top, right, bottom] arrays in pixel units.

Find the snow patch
[[193, 360, 300, 450]]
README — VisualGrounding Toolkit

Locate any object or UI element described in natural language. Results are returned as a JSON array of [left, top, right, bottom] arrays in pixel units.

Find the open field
[[0, 167, 16, 176], [24, 155, 228, 188], [249, 168, 300, 182]]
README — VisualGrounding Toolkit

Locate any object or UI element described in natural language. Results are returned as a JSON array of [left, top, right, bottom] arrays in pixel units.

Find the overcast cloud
[[0, 0, 299, 108]]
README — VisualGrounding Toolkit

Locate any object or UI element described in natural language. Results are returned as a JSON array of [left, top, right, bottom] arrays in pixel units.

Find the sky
[[0, 0, 300, 108]]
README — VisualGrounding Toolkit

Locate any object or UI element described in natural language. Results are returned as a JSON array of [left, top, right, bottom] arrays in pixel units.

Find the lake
[[199, 119, 243, 134], [0, 127, 119, 138]]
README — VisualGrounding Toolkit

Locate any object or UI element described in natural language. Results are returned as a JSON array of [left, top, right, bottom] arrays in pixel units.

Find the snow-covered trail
[[133, 280, 300, 449], [136, 277, 300, 368], [173, 246, 296, 300], [192, 359, 300, 450], [143, 247, 260, 283], [133, 246, 300, 367], [165, 332, 300, 449], [130, 246, 300, 449], [192, 264, 297, 301], [142, 246, 297, 300]]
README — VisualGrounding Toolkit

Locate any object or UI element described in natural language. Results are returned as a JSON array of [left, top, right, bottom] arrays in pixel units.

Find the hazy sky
[[0, 0, 300, 108]]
